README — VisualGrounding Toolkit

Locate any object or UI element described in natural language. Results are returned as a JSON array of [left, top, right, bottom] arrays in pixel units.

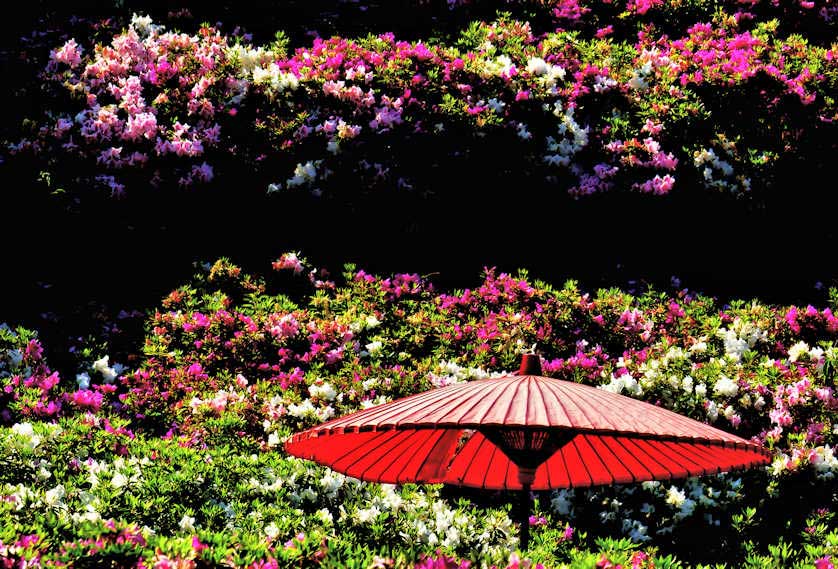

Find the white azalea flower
[[7, 349, 23, 368], [600, 373, 642, 396], [486, 98, 506, 114], [705, 400, 719, 421], [179, 514, 196, 532], [316, 508, 334, 524], [357, 505, 381, 523], [92, 355, 110, 373], [11, 423, 41, 450], [287, 399, 316, 418], [309, 382, 337, 401], [628, 73, 649, 90], [689, 341, 707, 353], [723, 405, 737, 420], [787, 341, 810, 362], [665, 486, 686, 507], [551, 489, 574, 516], [111, 472, 128, 488], [360, 395, 389, 409], [264, 522, 280, 539], [811, 446, 838, 479], [320, 471, 345, 496], [101, 367, 117, 383], [130, 14, 157, 36], [37, 463, 52, 480], [315, 405, 335, 422], [11, 422, 35, 438], [365, 341, 383, 355], [526, 57, 549, 75], [44, 484, 66, 508], [76, 372, 90, 389], [713, 375, 739, 398], [677, 498, 697, 519], [380, 484, 403, 511], [770, 454, 789, 476]]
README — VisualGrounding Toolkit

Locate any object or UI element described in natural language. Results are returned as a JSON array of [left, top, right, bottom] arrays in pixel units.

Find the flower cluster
[[0, 325, 62, 422], [445, 0, 838, 31], [9, 14, 244, 197]]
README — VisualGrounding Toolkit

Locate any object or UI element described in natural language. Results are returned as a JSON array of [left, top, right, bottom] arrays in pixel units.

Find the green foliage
[[2, 254, 838, 566]]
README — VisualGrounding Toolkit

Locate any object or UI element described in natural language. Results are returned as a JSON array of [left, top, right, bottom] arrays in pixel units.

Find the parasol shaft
[[518, 483, 531, 551]]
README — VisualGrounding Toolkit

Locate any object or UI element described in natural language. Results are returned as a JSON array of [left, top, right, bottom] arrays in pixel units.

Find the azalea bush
[[7, 2, 836, 203], [8, 15, 243, 198], [2, 254, 837, 567]]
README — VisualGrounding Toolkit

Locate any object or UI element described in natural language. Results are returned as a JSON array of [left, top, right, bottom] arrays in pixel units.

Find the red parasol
[[285, 354, 771, 549]]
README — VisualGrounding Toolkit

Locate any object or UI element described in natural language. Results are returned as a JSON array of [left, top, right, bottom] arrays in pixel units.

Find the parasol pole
[[514, 354, 541, 552], [518, 484, 531, 551], [517, 467, 536, 551]]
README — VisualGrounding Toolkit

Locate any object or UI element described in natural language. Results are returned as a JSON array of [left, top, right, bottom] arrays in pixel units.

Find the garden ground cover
[[2, 254, 837, 567]]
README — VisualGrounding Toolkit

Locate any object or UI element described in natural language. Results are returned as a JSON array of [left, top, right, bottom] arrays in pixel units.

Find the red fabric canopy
[[285, 355, 771, 491], [286, 428, 769, 491]]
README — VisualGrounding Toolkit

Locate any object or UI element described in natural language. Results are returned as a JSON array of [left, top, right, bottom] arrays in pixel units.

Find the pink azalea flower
[[52, 39, 83, 67], [273, 253, 305, 274], [596, 26, 614, 38]]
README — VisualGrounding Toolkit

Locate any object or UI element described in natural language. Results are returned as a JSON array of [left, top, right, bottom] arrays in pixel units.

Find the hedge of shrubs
[[6, 1, 836, 203], [2, 254, 837, 567]]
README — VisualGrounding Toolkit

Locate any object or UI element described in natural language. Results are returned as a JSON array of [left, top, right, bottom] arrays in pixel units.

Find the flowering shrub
[[2, 253, 837, 566], [9, 14, 244, 198], [453, 0, 837, 37], [8, 4, 836, 202], [0, 325, 62, 422]]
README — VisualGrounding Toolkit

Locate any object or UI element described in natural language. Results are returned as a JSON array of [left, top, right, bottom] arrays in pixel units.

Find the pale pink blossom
[[52, 39, 83, 68]]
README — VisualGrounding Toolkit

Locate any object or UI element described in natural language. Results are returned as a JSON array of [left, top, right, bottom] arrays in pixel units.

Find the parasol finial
[[518, 353, 542, 376]]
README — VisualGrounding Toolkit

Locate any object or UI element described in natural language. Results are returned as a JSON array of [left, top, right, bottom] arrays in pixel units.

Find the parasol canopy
[[285, 354, 771, 549]]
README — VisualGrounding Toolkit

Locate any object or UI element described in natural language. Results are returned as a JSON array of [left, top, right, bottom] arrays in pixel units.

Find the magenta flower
[[595, 26, 614, 38], [192, 536, 208, 553], [815, 556, 834, 569], [630, 551, 651, 569], [562, 525, 574, 541], [70, 390, 104, 411], [414, 552, 471, 569], [528, 515, 548, 526]]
